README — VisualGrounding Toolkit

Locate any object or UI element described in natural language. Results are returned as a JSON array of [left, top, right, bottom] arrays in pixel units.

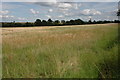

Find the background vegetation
[[2, 18, 120, 27]]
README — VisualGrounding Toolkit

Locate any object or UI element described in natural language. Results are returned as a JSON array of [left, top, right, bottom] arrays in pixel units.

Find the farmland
[[2, 23, 118, 78]]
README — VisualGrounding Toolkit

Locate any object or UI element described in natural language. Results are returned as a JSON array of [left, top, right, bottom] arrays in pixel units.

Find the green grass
[[2, 24, 119, 78]]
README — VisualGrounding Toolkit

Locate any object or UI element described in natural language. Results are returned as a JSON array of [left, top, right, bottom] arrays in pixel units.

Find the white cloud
[[64, 13, 69, 16], [18, 17, 26, 20], [46, 15, 52, 18], [64, 13, 73, 16], [58, 3, 72, 9], [55, 3, 73, 16], [74, 4, 78, 10], [2, 15, 14, 18], [0, 15, 2, 18], [0, 10, 9, 15], [1, 14, 27, 21], [57, 3, 83, 15], [35, 2, 57, 7], [88, 16, 92, 19], [2, 3, 24, 10], [58, 15, 64, 18], [59, 8, 69, 11], [36, 2, 73, 11], [81, 9, 101, 16], [71, 3, 81, 10], [48, 9, 53, 12], [30, 9, 39, 14]]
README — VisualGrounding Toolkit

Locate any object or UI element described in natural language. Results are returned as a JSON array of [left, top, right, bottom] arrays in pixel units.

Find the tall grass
[[2, 24, 118, 78]]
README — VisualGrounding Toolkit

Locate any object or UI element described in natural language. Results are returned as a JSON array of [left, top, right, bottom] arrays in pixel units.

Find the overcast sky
[[0, 2, 119, 22]]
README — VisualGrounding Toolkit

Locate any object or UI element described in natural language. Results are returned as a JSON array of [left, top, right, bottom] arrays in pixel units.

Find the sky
[[0, 2, 119, 22]]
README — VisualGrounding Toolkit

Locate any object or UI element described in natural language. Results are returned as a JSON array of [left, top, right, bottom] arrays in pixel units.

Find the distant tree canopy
[[2, 18, 120, 27], [117, 9, 120, 16], [2, 22, 34, 27], [34, 19, 41, 26], [48, 19, 53, 23]]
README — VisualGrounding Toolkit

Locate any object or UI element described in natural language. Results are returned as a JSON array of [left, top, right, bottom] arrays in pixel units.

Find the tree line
[[2, 18, 120, 27]]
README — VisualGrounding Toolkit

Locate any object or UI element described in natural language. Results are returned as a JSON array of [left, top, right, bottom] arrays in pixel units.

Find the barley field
[[2, 23, 119, 78]]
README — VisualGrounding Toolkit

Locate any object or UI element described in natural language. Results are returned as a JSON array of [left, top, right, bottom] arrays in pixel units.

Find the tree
[[93, 20, 96, 24], [61, 20, 66, 25], [47, 19, 53, 26], [35, 19, 42, 26], [117, 9, 120, 16], [53, 20, 60, 25], [65, 21, 70, 25], [48, 19, 53, 23], [74, 19, 84, 25], [25, 22, 34, 27], [88, 18, 92, 24], [42, 20, 47, 26], [70, 20, 75, 25]]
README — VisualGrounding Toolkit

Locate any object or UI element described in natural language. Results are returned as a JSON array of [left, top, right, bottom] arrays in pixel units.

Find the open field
[[2, 23, 118, 78]]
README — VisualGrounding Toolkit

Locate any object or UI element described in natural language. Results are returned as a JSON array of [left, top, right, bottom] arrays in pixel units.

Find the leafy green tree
[[70, 20, 75, 25], [35, 19, 42, 26], [61, 20, 66, 25], [25, 22, 34, 27], [48, 19, 53, 23], [117, 9, 120, 16], [88, 18, 92, 24], [47, 19, 53, 26], [42, 20, 47, 26], [53, 20, 60, 25]]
